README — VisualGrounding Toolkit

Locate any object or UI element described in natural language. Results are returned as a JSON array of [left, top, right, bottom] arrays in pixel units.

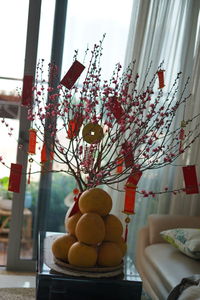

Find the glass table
[[36, 232, 142, 300]]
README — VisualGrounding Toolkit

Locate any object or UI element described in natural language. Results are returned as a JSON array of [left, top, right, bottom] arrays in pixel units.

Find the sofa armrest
[[148, 214, 200, 244]]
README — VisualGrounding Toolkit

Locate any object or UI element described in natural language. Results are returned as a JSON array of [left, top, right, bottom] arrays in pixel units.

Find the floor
[[0, 269, 36, 288]]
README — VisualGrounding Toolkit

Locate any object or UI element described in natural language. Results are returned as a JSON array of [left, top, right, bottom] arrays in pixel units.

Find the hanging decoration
[[21, 75, 33, 105], [67, 113, 84, 139], [8, 163, 23, 193], [108, 96, 124, 123], [123, 170, 142, 241], [28, 129, 37, 154], [157, 69, 165, 89], [182, 165, 199, 194], [82, 123, 104, 144], [60, 60, 85, 90]]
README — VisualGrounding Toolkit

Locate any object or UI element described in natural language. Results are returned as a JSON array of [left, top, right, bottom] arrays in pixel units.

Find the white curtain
[[112, 0, 200, 260]]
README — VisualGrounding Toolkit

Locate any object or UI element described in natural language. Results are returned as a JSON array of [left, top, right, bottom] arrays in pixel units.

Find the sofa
[[135, 214, 200, 300]]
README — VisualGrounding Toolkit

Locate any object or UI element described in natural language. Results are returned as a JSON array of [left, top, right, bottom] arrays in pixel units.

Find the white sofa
[[135, 214, 200, 300]]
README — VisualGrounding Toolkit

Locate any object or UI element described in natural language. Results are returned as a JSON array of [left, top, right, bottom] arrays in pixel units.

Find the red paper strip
[[22, 75, 33, 105], [8, 163, 23, 193], [41, 143, 47, 163], [60, 60, 85, 89], [157, 70, 165, 89], [182, 165, 199, 194], [123, 186, 136, 214], [28, 129, 37, 154], [67, 114, 83, 139], [122, 141, 134, 168], [109, 97, 124, 122]]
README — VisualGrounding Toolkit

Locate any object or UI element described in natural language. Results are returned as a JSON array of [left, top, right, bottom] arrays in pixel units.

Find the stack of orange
[[52, 188, 127, 268]]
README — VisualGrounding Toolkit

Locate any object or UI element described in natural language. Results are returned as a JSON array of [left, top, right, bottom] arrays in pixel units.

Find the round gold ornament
[[82, 123, 104, 144]]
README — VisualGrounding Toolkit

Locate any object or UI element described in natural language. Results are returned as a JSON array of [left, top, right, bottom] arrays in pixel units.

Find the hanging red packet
[[157, 70, 165, 89], [123, 170, 142, 214], [123, 186, 136, 214], [41, 143, 47, 163], [109, 96, 124, 122], [60, 60, 85, 89], [182, 165, 199, 194], [67, 113, 83, 139], [122, 141, 134, 168], [22, 75, 33, 105], [28, 129, 37, 154], [8, 163, 23, 193]]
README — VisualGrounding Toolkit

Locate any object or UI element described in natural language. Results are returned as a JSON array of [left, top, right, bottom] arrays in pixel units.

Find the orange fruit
[[104, 214, 123, 242], [75, 212, 105, 245], [65, 211, 82, 235], [97, 242, 123, 267], [116, 236, 127, 256], [68, 241, 97, 267], [51, 234, 77, 262], [78, 188, 112, 216]]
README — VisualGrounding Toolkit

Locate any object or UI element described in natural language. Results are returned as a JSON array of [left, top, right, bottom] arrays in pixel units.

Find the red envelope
[[60, 60, 85, 89], [22, 75, 33, 105], [8, 163, 23, 193], [182, 165, 199, 194]]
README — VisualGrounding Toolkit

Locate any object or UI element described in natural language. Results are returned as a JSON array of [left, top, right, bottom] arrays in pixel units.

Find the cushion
[[160, 228, 200, 259]]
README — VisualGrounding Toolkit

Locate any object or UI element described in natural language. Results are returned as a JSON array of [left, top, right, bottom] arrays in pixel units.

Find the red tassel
[[8, 163, 23, 193], [28, 129, 37, 154], [157, 70, 165, 89], [27, 164, 31, 184]]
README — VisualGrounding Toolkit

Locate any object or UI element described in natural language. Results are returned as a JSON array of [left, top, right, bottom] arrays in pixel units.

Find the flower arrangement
[[25, 37, 200, 197], [1, 37, 200, 215]]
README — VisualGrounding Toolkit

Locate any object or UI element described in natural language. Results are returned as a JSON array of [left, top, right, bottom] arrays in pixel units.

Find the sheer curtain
[[111, 0, 200, 260]]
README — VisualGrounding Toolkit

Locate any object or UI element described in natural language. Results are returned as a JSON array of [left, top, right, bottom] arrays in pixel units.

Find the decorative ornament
[[67, 113, 84, 139], [8, 163, 23, 193], [60, 60, 85, 90], [41, 143, 47, 164], [122, 170, 142, 241], [109, 96, 124, 122], [157, 70, 165, 89], [22, 75, 33, 105], [82, 123, 104, 144], [182, 165, 199, 194], [28, 129, 37, 154]]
